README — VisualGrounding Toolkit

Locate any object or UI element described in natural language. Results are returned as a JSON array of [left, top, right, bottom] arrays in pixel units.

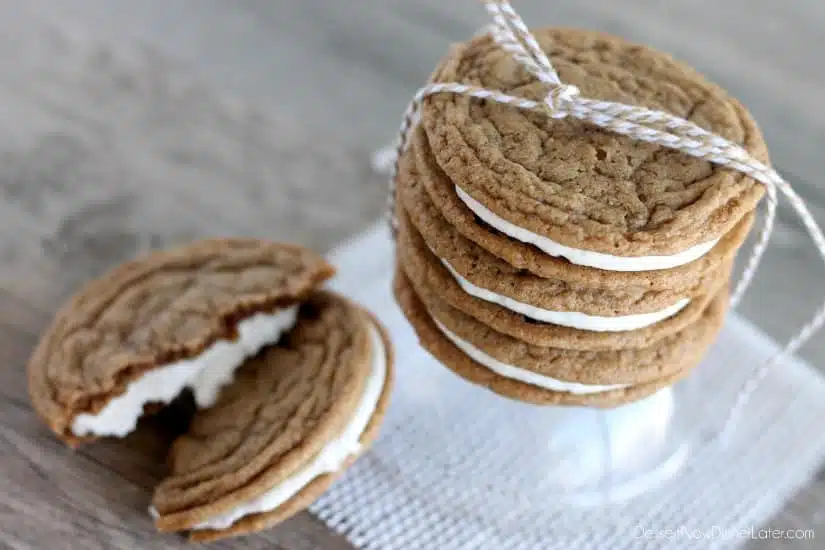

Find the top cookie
[[28, 239, 335, 445], [420, 28, 767, 263]]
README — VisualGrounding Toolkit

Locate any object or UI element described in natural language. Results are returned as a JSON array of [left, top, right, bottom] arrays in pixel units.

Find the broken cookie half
[[151, 291, 393, 541], [27, 238, 335, 445]]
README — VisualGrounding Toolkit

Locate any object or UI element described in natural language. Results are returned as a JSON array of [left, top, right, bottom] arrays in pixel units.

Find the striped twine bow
[[385, 0, 825, 438]]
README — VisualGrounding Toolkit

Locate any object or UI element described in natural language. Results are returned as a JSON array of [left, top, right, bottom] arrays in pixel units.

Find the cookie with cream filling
[[396, 206, 731, 350], [27, 238, 334, 446], [417, 27, 767, 271], [397, 133, 751, 328], [151, 291, 393, 542], [394, 269, 725, 406]]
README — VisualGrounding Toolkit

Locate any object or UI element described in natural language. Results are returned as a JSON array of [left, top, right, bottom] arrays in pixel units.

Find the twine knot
[[544, 84, 580, 118]]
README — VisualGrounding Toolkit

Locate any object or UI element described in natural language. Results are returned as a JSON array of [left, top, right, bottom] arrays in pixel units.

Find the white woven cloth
[[311, 223, 825, 550]]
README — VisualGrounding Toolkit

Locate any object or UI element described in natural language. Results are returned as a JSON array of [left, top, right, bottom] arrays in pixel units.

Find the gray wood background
[[1, 1, 823, 548]]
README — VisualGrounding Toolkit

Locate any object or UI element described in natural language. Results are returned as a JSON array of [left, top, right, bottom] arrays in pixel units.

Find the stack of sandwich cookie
[[27, 239, 394, 540], [393, 27, 767, 406]]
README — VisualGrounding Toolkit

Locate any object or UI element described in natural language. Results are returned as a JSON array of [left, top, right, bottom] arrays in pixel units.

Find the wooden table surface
[[1, 1, 824, 548]]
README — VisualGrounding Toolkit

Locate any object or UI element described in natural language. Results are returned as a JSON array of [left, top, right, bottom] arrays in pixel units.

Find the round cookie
[[27, 239, 335, 446], [419, 28, 767, 265], [409, 125, 754, 283], [397, 133, 752, 319], [396, 206, 731, 350], [394, 269, 707, 407], [151, 291, 393, 542], [407, 265, 728, 387]]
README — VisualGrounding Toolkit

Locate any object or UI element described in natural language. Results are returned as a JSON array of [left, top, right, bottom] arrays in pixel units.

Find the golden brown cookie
[[410, 124, 754, 284], [151, 291, 393, 542], [27, 239, 335, 446], [406, 266, 727, 386], [398, 130, 752, 318], [394, 269, 723, 406], [419, 28, 767, 263], [396, 206, 731, 350]]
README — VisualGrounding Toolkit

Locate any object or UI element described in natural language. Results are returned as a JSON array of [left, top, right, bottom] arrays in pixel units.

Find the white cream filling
[[72, 307, 299, 438], [441, 259, 689, 331], [434, 318, 630, 394], [189, 322, 387, 531], [455, 185, 719, 272]]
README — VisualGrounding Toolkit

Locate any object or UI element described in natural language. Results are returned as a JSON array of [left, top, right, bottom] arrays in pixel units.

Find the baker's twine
[[384, 0, 824, 440]]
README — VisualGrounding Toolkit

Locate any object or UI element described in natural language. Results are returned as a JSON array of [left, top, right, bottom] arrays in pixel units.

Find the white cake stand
[[377, 328, 695, 526]]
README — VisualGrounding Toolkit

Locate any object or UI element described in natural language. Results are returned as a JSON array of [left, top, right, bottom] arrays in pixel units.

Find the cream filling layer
[[189, 323, 387, 531], [72, 307, 299, 438], [434, 318, 630, 394], [441, 260, 689, 331], [455, 185, 719, 272]]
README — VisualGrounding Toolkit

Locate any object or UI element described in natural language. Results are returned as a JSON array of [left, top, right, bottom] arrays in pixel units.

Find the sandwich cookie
[[396, 141, 748, 330], [151, 291, 393, 542], [396, 207, 731, 350], [410, 125, 754, 284], [27, 239, 334, 446], [418, 28, 768, 270], [394, 269, 727, 406]]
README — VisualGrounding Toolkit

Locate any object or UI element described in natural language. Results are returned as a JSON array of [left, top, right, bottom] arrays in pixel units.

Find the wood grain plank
[[1, 393, 346, 550], [34, 0, 824, 186], [0, 14, 360, 549]]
